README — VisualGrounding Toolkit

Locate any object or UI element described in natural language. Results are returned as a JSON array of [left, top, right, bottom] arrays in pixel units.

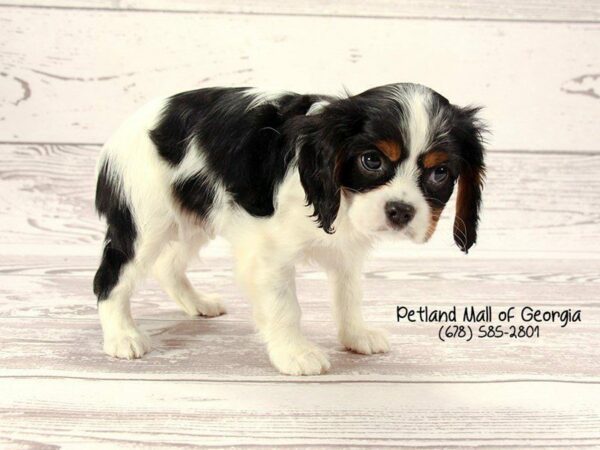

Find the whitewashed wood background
[[1, 1, 599, 448]]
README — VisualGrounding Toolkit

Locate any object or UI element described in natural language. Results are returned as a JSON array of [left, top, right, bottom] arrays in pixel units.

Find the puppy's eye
[[360, 152, 383, 171], [428, 166, 449, 185]]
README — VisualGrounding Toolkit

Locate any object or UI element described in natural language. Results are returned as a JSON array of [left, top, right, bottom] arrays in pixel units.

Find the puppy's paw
[[340, 327, 390, 355], [268, 341, 331, 376], [103, 330, 152, 359], [182, 293, 227, 317]]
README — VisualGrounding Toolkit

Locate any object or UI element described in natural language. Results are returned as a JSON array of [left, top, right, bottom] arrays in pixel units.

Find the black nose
[[385, 201, 415, 228]]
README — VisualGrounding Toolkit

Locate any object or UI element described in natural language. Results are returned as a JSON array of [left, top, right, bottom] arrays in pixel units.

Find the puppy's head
[[298, 83, 486, 253]]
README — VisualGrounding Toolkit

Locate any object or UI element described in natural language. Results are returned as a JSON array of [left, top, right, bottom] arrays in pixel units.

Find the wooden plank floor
[[1, 1, 599, 448]]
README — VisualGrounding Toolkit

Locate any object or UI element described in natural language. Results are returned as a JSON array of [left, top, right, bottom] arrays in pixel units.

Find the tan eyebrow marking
[[423, 150, 449, 168], [375, 140, 401, 162]]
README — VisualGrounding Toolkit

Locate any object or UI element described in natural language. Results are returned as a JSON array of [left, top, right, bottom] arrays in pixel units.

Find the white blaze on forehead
[[394, 158, 420, 181], [373, 85, 433, 243], [393, 85, 433, 159]]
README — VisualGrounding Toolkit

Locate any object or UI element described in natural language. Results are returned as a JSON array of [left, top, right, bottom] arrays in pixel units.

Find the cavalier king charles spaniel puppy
[[93, 83, 486, 375]]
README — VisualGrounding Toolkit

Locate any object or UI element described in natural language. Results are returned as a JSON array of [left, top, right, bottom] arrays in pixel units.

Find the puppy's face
[[299, 83, 486, 253], [340, 140, 456, 245]]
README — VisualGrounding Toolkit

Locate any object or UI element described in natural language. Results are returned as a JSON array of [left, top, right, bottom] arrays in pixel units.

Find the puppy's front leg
[[237, 255, 330, 376], [328, 261, 390, 355]]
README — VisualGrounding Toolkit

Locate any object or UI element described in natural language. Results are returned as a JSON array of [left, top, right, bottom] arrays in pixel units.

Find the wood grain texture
[[3, 0, 600, 22], [0, 378, 599, 447], [1, 255, 599, 322], [2, 254, 599, 381], [2, 144, 599, 255], [1, 7, 599, 150], [1, 315, 599, 381]]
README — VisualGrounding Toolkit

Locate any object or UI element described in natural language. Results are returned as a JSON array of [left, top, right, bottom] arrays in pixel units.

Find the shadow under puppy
[[93, 83, 486, 375]]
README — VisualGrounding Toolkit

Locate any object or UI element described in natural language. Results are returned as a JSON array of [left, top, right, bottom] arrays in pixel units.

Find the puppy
[[93, 83, 486, 375]]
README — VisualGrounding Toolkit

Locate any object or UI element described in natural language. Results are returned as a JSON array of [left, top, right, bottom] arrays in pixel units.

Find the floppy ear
[[452, 106, 487, 253], [297, 120, 341, 233]]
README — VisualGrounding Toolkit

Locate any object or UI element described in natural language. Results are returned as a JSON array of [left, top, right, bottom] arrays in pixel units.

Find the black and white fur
[[93, 83, 486, 375]]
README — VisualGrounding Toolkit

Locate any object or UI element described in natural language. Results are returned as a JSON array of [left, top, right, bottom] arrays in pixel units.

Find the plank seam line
[[0, 433, 599, 445], [1, 141, 599, 155], [0, 3, 599, 25], [1, 375, 599, 384]]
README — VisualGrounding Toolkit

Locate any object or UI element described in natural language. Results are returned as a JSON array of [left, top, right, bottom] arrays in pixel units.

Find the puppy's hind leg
[[152, 231, 226, 317], [94, 193, 178, 358], [95, 259, 152, 359], [94, 226, 164, 359]]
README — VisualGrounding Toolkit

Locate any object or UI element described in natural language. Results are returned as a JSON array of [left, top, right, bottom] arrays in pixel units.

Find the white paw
[[103, 330, 152, 359], [182, 293, 227, 317], [268, 341, 331, 376], [340, 327, 390, 355]]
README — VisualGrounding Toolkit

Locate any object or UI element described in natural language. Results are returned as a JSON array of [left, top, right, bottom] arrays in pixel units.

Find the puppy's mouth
[[404, 226, 426, 243], [371, 221, 432, 245], [373, 224, 418, 241]]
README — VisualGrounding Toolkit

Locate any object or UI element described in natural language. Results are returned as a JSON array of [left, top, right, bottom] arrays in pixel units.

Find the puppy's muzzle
[[385, 201, 415, 229]]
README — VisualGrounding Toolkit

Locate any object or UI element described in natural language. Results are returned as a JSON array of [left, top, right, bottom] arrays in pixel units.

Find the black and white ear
[[297, 120, 341, 234], [297, 97, 366, 233], [452, 106, 487, 253]]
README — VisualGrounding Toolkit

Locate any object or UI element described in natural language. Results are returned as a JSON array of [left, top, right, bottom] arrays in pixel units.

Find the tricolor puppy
[[94, 83, 486, 375]]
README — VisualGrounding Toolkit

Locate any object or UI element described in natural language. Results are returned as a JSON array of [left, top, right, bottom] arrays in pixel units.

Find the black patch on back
[[151, 88, 331, 219], [173, 173, 215, 218], [93, 160, 137, 301]]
